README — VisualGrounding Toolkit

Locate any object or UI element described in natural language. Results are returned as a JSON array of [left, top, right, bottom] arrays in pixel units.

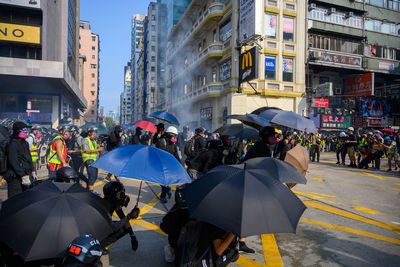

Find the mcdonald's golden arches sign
[[239, 47, 258, 84]]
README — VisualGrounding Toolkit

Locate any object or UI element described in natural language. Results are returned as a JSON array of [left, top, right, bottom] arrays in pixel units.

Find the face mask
[[170, 137, 177, 143], [36, 134, 41, 138], [90, 135, 96, 140], [62, 135, 69, 140], [291, 140, 295, 145], [267, 136, 276, 144], [18, 132, 28, 139]]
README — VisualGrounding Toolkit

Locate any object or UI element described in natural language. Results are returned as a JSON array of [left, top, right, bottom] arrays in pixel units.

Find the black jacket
[[156, 134, 180, 162], [243, 141, 272, 161], [108, 131, 121, 150], [7, 136, 34, 177], [275, 140, 290, 161], [189, 149, 222, 174]]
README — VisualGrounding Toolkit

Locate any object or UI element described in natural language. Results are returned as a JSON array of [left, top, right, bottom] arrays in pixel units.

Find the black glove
[[127, 206, 140, 220], [130, 235, 138, 251]]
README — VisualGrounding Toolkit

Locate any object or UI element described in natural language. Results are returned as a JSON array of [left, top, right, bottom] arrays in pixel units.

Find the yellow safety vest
[[81, 137, 98, 163], [48, 135, 65, 165], [29, 134, 38, 163]]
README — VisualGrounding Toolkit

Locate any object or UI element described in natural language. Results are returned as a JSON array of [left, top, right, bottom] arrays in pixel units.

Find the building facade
[[166, 0, 307, 130], [120, 62, 132, 125], [0, 0, 86, 127], [162, 0, 192, 35], [79, 21, 100, 123], [306, 0, 400, 130]]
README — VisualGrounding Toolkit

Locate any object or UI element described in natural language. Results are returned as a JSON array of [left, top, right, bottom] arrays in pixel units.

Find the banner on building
[[309, 50, 362, 68], [265, 57, 275, 71], [321, 115, 351, 129], [239, 46, 258, 84], [0, 0, 40, 9], [0, 22, 41, 44], [312, 98, 329, 107], [200, 107, 212, 121], [239, 0, 262, 43], [360, 97, 390, 118], [315, 82, 333, 97], [344, 73, 374, 96]]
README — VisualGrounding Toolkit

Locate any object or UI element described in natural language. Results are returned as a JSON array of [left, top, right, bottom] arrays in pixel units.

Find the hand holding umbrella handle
[[127, 207, 140, 220]]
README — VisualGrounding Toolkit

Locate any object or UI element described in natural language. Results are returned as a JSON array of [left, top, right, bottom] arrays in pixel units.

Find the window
[[265, 56, 276, 80], [309, 34, 363, 55], [308, 7, 362, 29], [265, 13, 277, 39], [92, 36, 96, 41], [91, 83, 95, 87], [212, 67, 217, 82], [151, 66, 155, 72], [213, 30, 217, 42], [282, 58, 294, 82], [151, 56, 155, 62], [366, 19, 399, 35], [151, 46, 155, 52], [91, 110, 95, 115], [283, 17, 294, 42], [91, 73, 95, 78], [365, 0, 400, 10], [92, 55, 95, 59], [151, 25, 155, 31], [92, 101, 95, 105], [91, 91, 95, 96], [90, 64, 96, 69], [91, 46, 96, 50], [219, 18, 232, 42]]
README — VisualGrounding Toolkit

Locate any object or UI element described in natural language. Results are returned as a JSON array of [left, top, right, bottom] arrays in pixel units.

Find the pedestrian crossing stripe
[[261, 234, 284, 267]]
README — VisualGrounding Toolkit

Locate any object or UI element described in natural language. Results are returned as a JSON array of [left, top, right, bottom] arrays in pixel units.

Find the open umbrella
[[260, 109, 317, 133], [92, 145, 191, 186], [227, 114, 270, 130], [0, 181, 112, 261], [215, 124, 259, 140], [284, 145, 309, 176], [185, 165, 306, 237], [150, 111, 180, 126], [135, 121, 157, 133]]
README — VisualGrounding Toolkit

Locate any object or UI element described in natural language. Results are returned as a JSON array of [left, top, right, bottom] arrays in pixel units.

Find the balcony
[[167, 2, 225, 62], [171, 83, 223, 107], [167, 42, 224, 86], [308, 20, 363, 38]]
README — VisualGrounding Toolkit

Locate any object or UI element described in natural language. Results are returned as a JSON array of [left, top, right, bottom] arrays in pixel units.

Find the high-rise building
[[120, 62, 132, 125], [162, 0, 192, 35], [79, 21, 100, 123], [166, 0, 307, 130], [0, 0, 86, 127], [306, 0, 400, 129]]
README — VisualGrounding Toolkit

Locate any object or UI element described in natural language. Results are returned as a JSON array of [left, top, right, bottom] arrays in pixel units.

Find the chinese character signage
[[367, 117, 383, 127], [321, 115, 351, 129], [310, 50, 362, 67], [315, 82, 333, 97], [200, 107, 212, 121], [313, 98, 329, 107], [344, 73, 374, 97]]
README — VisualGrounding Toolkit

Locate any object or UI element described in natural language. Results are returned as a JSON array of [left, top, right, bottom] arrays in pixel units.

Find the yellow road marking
[[353, 206, 381, 215], [134, 219, 167, 236], [236, 256, 266, 267], [138, 193, 161, 218], [300, 218, 400, 245], [261, 234, 284, 267], [371, 185, 400, 192], [319, 160, 337, 164], [303, 201, 400, 235], [308, 178, 326, 182]]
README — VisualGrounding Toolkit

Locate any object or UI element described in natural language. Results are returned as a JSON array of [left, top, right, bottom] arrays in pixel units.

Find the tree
[[105, 117, 116, 129]]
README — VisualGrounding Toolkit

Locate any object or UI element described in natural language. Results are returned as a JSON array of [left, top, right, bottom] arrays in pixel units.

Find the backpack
[[0, 139, 10, 175], [184, 137, 195, 158]]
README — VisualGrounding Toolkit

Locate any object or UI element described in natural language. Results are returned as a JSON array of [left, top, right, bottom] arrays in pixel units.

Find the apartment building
[[166, 0, 307, 130], [120, 62, 132, 125]]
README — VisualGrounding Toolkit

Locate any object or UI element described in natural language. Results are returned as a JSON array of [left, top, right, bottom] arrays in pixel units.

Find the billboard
[[321, 115, 351, 129], [313, 98, 329, 107], [0, 0, 40, 8], [315, 83, 333, 97], [0, 23, 41, 44], [360, 97, 391, 118], [344, 73, 374, 96], [239, 47, 258, 84], [239, 0, 262, 43]]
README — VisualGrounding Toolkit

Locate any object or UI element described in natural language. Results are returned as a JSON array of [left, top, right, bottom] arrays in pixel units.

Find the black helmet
[[56, 167, 78, 183], [195, 127, 205, 134], [114, 125, 122, 132], [103, 181, 130, 207], [259, 126, 276, 138], [64, 234, 102, 266]]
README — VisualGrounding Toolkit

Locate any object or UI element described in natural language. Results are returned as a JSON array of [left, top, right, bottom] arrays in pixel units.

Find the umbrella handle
[[136, 181, 143, 207], [145, 182, 169, 212]]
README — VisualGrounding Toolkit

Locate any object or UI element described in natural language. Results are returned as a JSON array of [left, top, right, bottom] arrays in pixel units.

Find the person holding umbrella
[[48, 126, 70, 180], [81, 127, 103, 191], [243, 126, 278, 161]]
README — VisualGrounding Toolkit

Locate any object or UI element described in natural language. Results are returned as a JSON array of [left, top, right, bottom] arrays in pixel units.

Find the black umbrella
[[185, 165, 306, 237], [215, 124, 259, 140], [259, 109, 317, 133], [0, 181, 112, 261], [227, 114, 270, 130]]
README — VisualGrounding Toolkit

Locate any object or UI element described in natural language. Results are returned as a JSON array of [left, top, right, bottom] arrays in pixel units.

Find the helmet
[[88, 127, 98, 133], [56, 167, 78, 183], [384, 136, 391, 142], [70, 126, 79, 133], [115, 125, 122, 132], [31, 125, 41, 130], [103, 181, 130, 207], [339, 132, 346, 138], [64, 234, 102, 266], [293, 132, 298, 135], [175, 184, 186, 204], [195, 127, 205, 134], [166, 126, 178, 135], [58, 125, 70, 132], [348, 127, 354, 132], [259, 126, 276, 138]]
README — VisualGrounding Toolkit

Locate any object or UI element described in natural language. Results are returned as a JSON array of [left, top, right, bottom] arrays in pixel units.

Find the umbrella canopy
[[284, 145, 309, 176], [185, 165, 306, 237], [80, 123, 109, 135], [260, 109, 317, 133], [135, 121, 157, 133], [381, 128, 395, 135], [0, 125, 10, 140], [0, 182, 112, 261], [215, 124, 259, 140], [92, 145, 191, 186], [227, 114, 270, 130], [150, 111, 180, 126]]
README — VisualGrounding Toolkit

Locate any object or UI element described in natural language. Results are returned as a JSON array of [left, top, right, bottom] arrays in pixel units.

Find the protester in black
[[131, 127, 142, 145], [274, 132, 292, 161], [67, 126, 83, 174], [5, 121, 35, 198], [243, 126, 277, 161], [189, 140, 223, 176]]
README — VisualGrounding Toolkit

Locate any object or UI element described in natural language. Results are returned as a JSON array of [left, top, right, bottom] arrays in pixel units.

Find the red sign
[[313, 98, 329, 107], [367, 117, 383, 127], [344, 73, 374, 96]]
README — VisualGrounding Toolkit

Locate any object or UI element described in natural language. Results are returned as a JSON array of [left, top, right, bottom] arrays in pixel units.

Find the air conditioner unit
[[309, 3, 317, 10], [328, 8, 336, 14], [346, 11, 354, 18]]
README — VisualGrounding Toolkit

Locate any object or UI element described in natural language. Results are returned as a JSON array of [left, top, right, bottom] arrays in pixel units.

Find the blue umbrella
[[260, 109, 317, 133], [92, 145, 191, 186], [150, 111, 180, 126]]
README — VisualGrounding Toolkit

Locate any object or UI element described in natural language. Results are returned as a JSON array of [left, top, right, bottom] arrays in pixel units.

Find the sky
[[80, 0, 152, 114]]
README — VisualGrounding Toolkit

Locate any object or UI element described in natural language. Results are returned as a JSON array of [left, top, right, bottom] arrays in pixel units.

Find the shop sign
[[265, 57, 275, 71], [200, 107, 212, 121], [315, 82, 333, 97], [220, 62, 231, 81], [352, 116, 367, 128], [310, 50, 362, 67], [239, 46, 258, 84], [0, 22, 40, 44], [0, 0, 40, 9], [367, 117, 383, 127], [313, 98, 329, 107], [321, 115, 351, 129], [239, 0, 262, 43], [379, 62, 395, 71], [344, 73, 374, 97]]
